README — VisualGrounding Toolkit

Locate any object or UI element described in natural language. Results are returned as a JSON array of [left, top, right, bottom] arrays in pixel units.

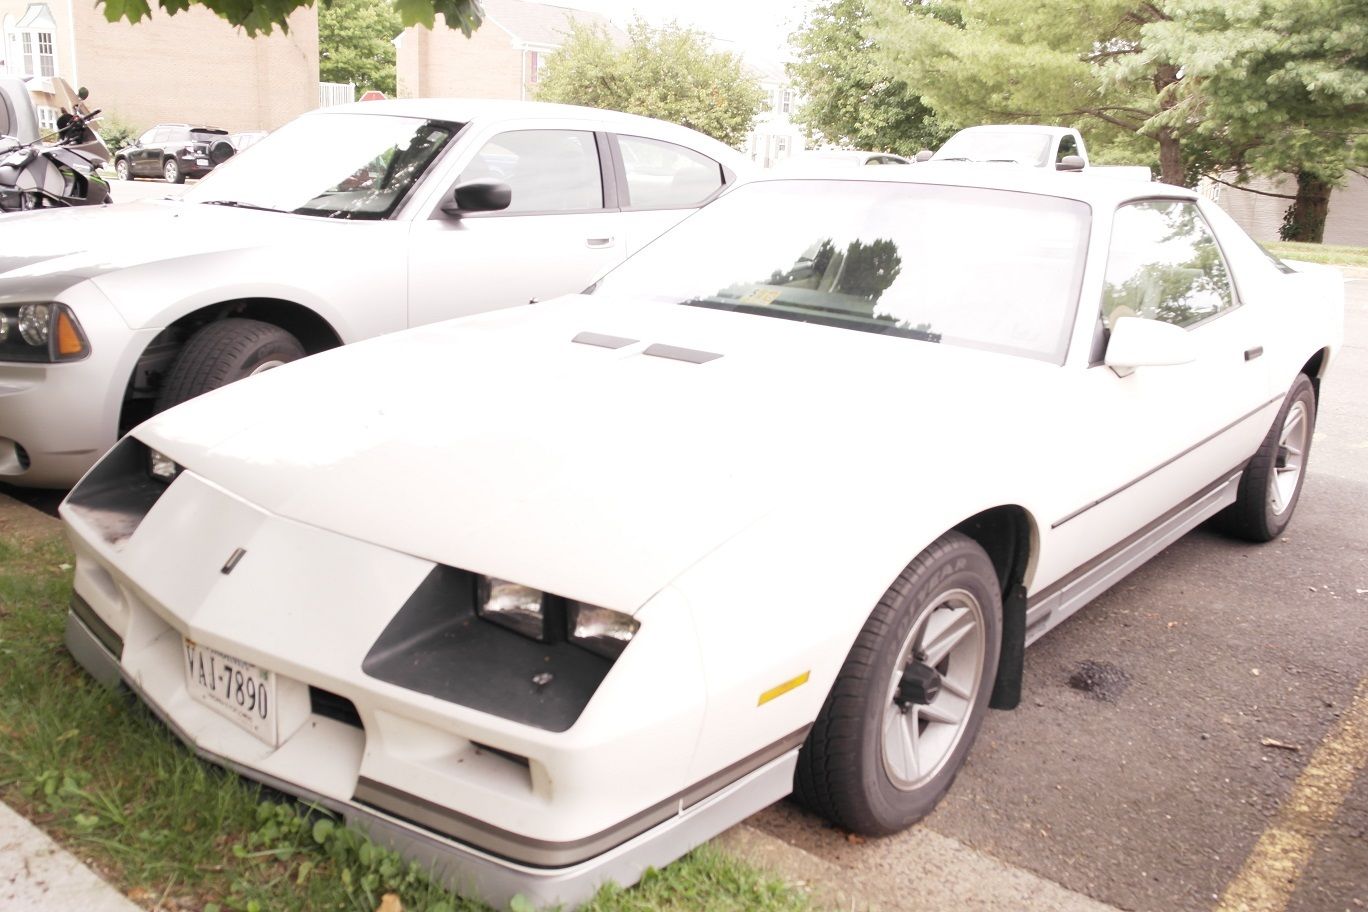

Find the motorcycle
[[0, 87, 113, 212]]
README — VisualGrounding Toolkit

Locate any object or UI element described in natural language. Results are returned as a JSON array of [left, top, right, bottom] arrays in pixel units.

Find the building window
[[781, 89, 795, 114], [35, 104, 57, 133], [8, 4, 58, 78], [775, 136, 790, 156], [527, 50, 550, 85]]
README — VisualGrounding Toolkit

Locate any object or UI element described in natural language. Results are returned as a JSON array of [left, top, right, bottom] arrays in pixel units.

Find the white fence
[[318, 82, 356, 108]]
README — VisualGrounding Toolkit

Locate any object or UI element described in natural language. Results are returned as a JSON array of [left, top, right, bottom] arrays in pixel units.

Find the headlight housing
[[475, 575, 639, 658], [0, 302, 90, 362], [147, 448, 181, 483]]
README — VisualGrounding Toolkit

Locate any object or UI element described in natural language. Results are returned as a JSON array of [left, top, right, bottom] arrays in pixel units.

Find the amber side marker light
[[758, 670, 810, 706], [55, 311, 87, 358]]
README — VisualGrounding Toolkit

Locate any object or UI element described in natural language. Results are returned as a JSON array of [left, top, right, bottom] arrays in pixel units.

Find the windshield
[[935, 131, 1052, 166], [184, 113, 461, 219], [591, 180, 1090, 363]]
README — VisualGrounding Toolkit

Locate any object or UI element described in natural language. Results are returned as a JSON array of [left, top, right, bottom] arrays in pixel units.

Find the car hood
[[137, 294, 1054, 612], [0, 200, 288, 287]]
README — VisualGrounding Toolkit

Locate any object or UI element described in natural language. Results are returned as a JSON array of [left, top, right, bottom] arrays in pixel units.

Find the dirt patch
[[0, 492, 63, 544]]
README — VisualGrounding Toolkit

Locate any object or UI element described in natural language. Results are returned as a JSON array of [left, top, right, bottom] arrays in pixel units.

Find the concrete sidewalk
[[1, 802, 140, 911]]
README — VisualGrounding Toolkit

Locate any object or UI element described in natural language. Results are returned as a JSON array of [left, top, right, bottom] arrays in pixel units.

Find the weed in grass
[[0, 524, 817, 912]]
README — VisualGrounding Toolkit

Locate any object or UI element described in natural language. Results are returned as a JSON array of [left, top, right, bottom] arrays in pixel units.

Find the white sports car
[[61, 167, 1343, 909], [0, 99, 746, 488]]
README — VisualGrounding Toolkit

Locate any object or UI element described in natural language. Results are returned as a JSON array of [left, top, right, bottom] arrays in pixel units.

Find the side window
[[1101, 200, 1235, 330], [137, 129, 157, 145], [151, 126, 174, 144], [1056, 135, 1078, 164], [456, 129, 602, 214], [617, 135, 724, 209]]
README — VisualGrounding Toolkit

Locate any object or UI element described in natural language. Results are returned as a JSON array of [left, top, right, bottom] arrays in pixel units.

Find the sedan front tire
[[795, 531, 1002, 834]]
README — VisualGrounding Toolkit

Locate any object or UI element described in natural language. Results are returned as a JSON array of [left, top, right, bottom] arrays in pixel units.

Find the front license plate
[[184, 639, 277, 745]]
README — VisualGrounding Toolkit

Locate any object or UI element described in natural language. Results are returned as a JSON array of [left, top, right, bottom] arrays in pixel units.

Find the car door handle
[[585, 237, 615, 248], [1244, 346, 1264, 361]]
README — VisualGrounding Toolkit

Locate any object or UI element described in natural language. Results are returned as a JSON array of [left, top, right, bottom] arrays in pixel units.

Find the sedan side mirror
[[442, 179, 511, 217], [1105, 316, 1196, 377], [915, 149, 934, 162], [1058, 155, 1086, 172]]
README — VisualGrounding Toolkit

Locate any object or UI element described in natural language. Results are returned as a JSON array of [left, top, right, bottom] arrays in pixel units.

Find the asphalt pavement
[[751, 269, 1368, 910]]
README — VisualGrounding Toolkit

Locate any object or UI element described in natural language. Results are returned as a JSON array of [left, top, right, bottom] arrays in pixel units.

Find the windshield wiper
[[199, 200, 283, 213]]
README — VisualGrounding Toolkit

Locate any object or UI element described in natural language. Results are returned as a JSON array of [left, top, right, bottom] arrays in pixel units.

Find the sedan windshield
[[184, 113, 460, 219], [591, 180, 1090, 363]]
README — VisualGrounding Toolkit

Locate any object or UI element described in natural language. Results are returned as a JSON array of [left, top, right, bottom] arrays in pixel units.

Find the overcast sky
[[552, 0, 815, 71]]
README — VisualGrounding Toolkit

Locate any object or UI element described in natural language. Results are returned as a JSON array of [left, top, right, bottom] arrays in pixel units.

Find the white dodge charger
[[60, 167, 1343, 909], [0, 99, 747, 487]]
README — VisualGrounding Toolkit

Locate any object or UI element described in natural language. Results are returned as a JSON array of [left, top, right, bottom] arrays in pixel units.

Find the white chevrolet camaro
[[60, 168, 1343, 909], [0, 99, 747, 487]]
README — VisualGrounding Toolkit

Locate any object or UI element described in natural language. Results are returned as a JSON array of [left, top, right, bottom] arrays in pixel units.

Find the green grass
[[1262, 241, 1368, 268], [0, 527, 816, 912]]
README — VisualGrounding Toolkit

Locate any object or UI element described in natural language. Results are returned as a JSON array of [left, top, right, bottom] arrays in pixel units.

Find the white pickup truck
[[929, 124, 1151, 180]]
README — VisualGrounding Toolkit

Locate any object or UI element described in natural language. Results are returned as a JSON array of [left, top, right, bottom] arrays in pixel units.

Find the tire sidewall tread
[[1217, 373, 1317, 542], [156, 318, 304, 413]]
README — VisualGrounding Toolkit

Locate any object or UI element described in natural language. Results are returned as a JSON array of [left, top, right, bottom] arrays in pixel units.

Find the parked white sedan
[[61, 167, 1343, 909], [0, 99, 747, 487]]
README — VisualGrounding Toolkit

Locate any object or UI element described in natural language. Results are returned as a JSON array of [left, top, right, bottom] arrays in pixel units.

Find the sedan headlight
[[568, 602, 640, 660], [475, 575, 639, 658], [475, 577, 548, 641], [0, 302, 90, 362], [147, 449, 181, 483]]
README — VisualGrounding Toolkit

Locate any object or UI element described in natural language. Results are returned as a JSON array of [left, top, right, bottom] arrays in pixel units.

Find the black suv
[[114, 123, 233, 183]]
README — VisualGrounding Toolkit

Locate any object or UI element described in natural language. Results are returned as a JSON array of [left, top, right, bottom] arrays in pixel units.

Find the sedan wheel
[[795, 531, 1001, 835], [156, 318, 305, 413], [1216, 372, 1317, 542], [115, 158, 132, 181], [881, 588, 987, 790]]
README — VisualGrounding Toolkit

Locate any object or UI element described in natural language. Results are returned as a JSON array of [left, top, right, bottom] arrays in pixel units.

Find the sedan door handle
[[585, 237, 615, 248], [1244, 346, 1264, 361]]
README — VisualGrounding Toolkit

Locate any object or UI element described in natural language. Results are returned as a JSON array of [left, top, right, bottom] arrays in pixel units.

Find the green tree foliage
[[98, 0, 481, 38], [535, 18, 766, 148], [1137, 0, 1368, 241], [320, 0, 403, 96], [787, 0, 954, 155], [867, 0, 1195, 184]]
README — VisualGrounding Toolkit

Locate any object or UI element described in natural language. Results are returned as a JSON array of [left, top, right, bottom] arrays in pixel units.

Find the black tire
[[1215, 373, 1317, 542], [156, 319, 305, 412], [115, 158, 133, 181], [795, 531, 1002, 835], [163, 157, 184, 184]]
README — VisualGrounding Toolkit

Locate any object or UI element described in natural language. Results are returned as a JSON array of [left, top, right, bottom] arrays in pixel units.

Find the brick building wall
[[2, 0, 318, 135], [72, 4, 318, 133], [395, 14, 524, 101]]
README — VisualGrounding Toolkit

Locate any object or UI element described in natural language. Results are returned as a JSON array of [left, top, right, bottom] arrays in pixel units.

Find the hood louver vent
[[641, 343, 723, 365]]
